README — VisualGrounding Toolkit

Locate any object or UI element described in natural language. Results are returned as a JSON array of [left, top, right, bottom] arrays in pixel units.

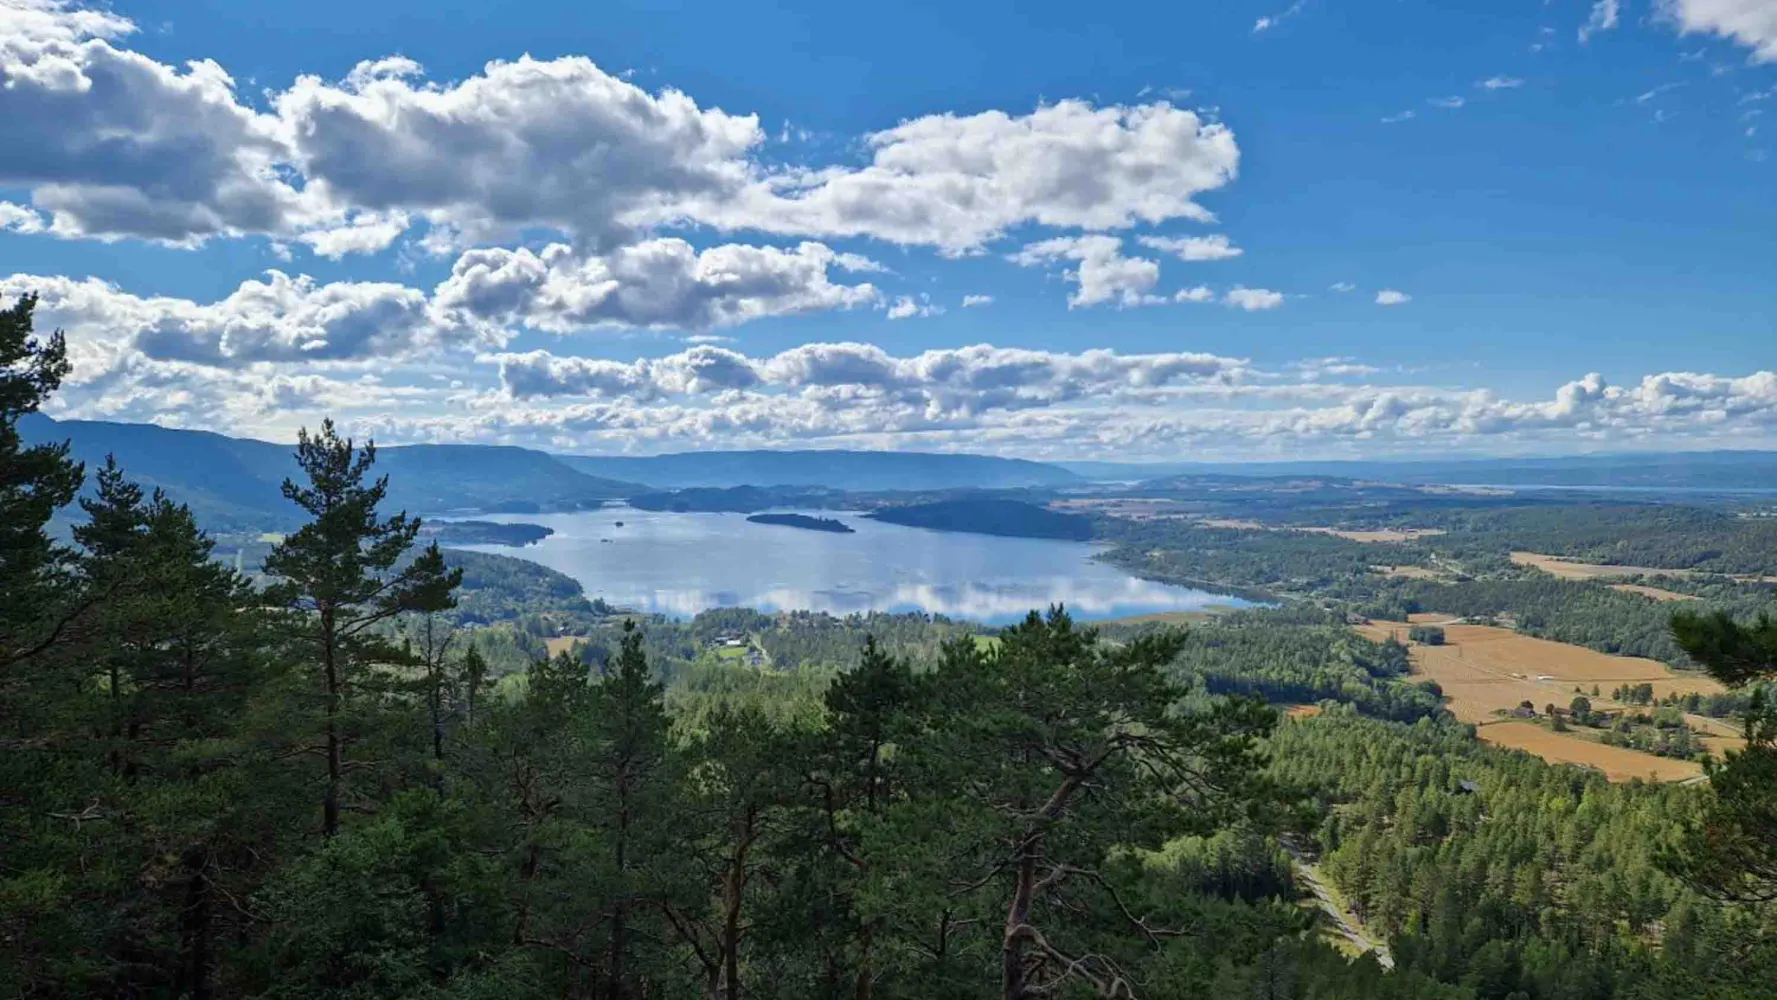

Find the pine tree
[[264, 420, 458, 837], [670, 704, 803, 1000], [922, 608, 1278, 1000], [7, 454, 280, 998], [460, 641, 490, 730], [0, 292, 83, 671], [404, 542, 465, 770], [584, 621, 682, 998], [88, 475, 273, 1000], [1665, 609, 1777, 902], [807, 635, 924, 998]]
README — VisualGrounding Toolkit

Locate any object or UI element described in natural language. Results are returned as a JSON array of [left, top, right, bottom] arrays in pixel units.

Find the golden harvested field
[[1702, 735, 1749, 756], [1365, 620, 1706, 684], [1478, 722, 1702, 782], [1510, 551, 1691, 580], [1283, 704, 1324, 720], [1198, 519, 1442, 543], [1353, 619, 1729, 782], [1512, 551, 1775, 584], [1609, 583, 1699, 602]]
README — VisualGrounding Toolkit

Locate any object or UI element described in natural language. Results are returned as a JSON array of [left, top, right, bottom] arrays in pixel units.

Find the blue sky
[[2, 0, 1774, 459]]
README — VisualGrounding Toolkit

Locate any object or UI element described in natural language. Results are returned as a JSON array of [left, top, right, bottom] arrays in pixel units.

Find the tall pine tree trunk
[[1001, 846, 1037, 1000], [719, 812, 755, 1000], [176, 846, 213, 1000], [608, 795, 628, 1000], [608, 784, 629, 1000], [322, 610, 341, 838]]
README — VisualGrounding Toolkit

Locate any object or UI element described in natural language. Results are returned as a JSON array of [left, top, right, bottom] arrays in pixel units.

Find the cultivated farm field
[[1355, 618, 1728, 782], [1513, 550, 1774, 586], [1199, 519, 1444, 543], [1478, 722, 1702, 782], [1510, 551, 1692, 580]]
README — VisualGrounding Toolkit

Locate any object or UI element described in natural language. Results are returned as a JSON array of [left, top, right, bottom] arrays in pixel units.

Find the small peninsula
[[864, 499, 1093, 541], [745, 513, 856, 534]]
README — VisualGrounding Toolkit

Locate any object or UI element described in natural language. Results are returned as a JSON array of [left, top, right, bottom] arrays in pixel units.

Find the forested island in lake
[[744, 512, 856, 533], [419, 520, 554, 547]]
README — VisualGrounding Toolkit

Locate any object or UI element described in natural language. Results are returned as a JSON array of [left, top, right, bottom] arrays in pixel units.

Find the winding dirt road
[[1282, 840, 1394, 970]]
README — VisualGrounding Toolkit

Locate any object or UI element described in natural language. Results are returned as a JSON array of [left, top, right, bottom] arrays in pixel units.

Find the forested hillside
[[1273, 708, 1777, 998]]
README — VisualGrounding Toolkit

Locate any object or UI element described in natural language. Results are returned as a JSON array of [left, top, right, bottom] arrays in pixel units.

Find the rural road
[[1282, 840, 1395, 971]]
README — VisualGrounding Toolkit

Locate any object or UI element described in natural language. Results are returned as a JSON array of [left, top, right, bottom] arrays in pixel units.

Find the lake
[[448, 506, 1251, 625]]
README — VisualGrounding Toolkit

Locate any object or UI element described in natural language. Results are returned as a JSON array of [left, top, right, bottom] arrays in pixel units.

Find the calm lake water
[[450, 507, 1250, 625]]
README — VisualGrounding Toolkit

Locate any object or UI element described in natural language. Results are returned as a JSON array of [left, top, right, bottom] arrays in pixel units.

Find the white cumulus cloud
[[887, 294, 944, 320], [0, 271, 472, 369], [430, 239, 882, 333], [1661, 0, 1777, 61], [0, 0, 308, 244], [1011, 235, 1164, 308], [273, 54, 765, 249], [1223, 286, 1284, 311], [703, 100, 1241, 254], [1137, 233, 1244, 261], [1375, 289, 1412, 306], [0, 202, 47, 234], [1581, 0, 1621, 41]]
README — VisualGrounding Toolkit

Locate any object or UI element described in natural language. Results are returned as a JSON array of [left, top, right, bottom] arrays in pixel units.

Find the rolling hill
[[21, 414, 641, 530]]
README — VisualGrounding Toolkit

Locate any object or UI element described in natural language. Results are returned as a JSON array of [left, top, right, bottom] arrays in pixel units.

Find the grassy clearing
[[1095, 608, 1235, 627], [1608, 583, 1700, 602], [543, 636, 586, 658]]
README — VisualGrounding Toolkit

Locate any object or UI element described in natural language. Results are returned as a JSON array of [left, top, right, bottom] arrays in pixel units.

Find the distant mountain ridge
[[1061, 451, 1777, 491], [20, 414, 641, 531], [560, 449, 1081, 490]]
